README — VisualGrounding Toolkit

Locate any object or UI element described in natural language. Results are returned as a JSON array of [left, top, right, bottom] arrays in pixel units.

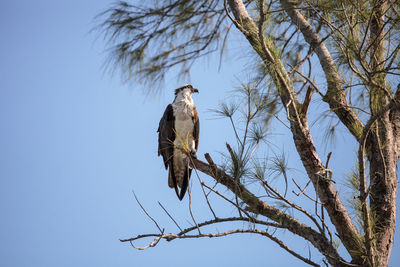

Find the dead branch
[[121, 218, 320, 266], [187, 182, 201, 234], [158, 201, 183, 232], [133, 191, 163, 234], [189, 155, 217, 219]]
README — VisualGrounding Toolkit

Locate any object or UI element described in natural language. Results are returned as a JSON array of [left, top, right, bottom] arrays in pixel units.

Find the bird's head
[[174, 84, 199, 98]]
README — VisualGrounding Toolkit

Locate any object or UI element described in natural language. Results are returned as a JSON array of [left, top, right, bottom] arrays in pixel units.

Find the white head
[[174, 84, 199, 101]]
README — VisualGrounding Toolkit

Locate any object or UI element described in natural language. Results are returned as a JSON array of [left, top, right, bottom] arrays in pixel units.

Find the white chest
[[172, 100, 195, 142]]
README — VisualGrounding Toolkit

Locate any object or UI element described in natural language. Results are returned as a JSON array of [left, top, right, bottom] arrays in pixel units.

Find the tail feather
[[168, 171, 174, 188], [178, 168, 190, 200], [168, 160, 192, 201], [168, 165, 191, 201]]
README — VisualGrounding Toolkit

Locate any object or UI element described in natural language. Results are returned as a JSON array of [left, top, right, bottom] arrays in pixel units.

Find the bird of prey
[[158, 85, 199, 200]]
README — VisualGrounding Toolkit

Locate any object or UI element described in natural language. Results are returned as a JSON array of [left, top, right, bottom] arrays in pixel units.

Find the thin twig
[[229, 116, 243, 147], [292, 179, 323, 204], [262, 179, 324, 235], [133, 191, 163, 234], [263, 230, 320, 267], [292, 68, 323, 97], [224, 0, 246, 33], [129, 229, 165, 250], [187, 180, 201, 234], [273, 113, 291, 129], [172, 217, 285, 238], [189, 155, 218, 219], [292, 178, 312, 196], [123, 226, 320, 266], [202, 182, 254, 220], [158, 201, 183, 232]]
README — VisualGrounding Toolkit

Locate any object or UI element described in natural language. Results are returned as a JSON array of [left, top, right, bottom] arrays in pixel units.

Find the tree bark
[[367, 1, 397, 265]]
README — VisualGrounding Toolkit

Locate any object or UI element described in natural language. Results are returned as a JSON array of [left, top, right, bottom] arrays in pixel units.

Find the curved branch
[[128, 230, 164, 250]]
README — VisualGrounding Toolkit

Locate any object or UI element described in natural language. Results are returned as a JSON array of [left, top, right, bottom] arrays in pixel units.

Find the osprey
[[158, 85, 199, 200]]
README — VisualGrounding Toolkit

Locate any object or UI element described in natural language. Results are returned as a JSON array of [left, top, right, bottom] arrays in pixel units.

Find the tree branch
[[190, 155, 346, 266], [279, 0, 364, 141], [122, 220, 321, 266]]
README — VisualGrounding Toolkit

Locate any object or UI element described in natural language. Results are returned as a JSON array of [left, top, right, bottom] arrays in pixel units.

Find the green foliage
[[210, 101, 239, 119], [212, 82, 279, 186], [251, 157, 268, 181], [225, 143, 251, 181], [268, 151, 290, 196], [344, 164, 364, 231]]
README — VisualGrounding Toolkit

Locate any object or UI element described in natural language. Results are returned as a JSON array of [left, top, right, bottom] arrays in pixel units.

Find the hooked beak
[[192, 88, 199, 93]]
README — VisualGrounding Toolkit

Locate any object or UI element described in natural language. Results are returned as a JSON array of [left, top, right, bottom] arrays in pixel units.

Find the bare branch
[[158, 202, 183, 232], [292, 178, 322, 204], [128, 230, 164, 250], [133, 191, 163, 234], [189, 155, 217, 219], [201, 182, 255, 220], [187, 182, 201, 234], [122, 216, 320, 266], [261, 179, 325, 235]]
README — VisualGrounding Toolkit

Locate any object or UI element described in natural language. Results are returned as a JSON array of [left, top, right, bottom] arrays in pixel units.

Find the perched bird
[[158, 85, 199, 200]]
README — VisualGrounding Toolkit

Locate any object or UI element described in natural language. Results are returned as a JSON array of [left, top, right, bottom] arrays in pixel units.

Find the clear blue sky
[[0, 1, 398, 267]]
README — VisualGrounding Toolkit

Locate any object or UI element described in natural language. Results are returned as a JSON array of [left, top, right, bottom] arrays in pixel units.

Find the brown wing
[[158, 104, 184, 200], [157, 104, 175, 169]]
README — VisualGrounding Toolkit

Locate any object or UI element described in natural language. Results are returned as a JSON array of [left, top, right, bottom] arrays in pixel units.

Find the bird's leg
[[190, 150, 197, 159]]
